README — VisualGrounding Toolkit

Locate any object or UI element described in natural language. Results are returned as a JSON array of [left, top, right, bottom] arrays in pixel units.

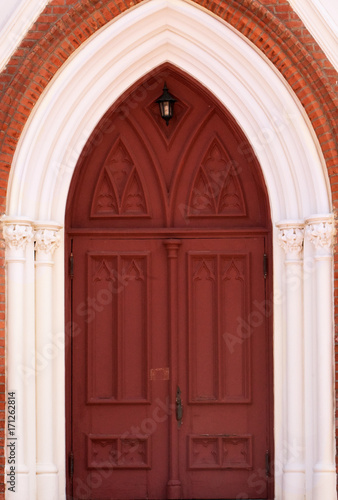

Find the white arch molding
[[2, 0, 336, 499]]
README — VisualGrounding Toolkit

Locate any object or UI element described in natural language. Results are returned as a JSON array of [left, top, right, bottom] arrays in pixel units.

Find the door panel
[[187, 250, 251, 404], [86, 251, 149, 402], [177, 238, 268, 499], [72, 238, 169, 500]]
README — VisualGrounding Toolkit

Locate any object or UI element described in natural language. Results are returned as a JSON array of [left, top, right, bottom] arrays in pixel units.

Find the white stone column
[[305, 215, 336, 499], [3, 219, 34, 500], [35, 222, 61, 500], [277, 221, 305, 500]]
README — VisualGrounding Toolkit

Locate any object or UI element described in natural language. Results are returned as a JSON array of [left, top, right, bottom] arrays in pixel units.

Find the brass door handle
[[176, 385, 183, 428]]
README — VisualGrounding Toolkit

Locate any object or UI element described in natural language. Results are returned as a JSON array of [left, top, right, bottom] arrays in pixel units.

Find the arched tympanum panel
[[67, 65, 270, 231]]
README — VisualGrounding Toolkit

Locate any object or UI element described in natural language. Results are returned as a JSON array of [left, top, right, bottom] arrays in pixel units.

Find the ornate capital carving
[[278, 224, 304, 257], [3, 223, 34, 251], [306, 218, 335, 251], [35, 228, 61, 256]]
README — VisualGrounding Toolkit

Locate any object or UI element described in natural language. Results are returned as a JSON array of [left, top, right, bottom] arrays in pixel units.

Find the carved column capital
[[305, 215, 335, 253], [2, 219, 34, 257], [277, 221, 304, 259], [35, 228, 61, 255], [34, 223, 62, 261]]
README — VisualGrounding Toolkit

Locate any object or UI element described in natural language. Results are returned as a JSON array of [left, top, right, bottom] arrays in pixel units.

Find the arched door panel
[[66, 65, 273, 500]]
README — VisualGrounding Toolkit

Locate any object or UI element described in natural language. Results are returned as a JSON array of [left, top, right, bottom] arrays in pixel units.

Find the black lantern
[[156, 83, 177, 126]]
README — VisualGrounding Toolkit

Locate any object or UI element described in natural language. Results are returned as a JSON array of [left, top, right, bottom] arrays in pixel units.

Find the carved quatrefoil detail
[[91, 139, 148, 217], [189, 435, 252, 469], [188, 139, 246, 217]]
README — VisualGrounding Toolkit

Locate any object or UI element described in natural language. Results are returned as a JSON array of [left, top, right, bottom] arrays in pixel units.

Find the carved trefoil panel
[[88, 435, 150, 469], [188, 435, 252, 469], [220, 255, 251, 402], [120, 256, 148, 401], [188, 252, 251, 403], [91, 138, 149, 217], [189, 254, 218, 402], [87, 254, 119, 402], [188, 138, 246, 217], [86, 252, 149, 403]]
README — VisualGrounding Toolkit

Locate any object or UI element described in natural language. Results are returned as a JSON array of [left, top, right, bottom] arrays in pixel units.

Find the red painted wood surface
[[66, 66, 272, 499], [177, 237, 268, 499]]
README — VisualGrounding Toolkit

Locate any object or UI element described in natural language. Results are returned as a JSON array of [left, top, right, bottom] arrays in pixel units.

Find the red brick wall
[[0, 0, 337, 498]]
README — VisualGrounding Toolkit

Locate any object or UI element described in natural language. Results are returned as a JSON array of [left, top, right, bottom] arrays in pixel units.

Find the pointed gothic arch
[[2, 1, 335, 499]]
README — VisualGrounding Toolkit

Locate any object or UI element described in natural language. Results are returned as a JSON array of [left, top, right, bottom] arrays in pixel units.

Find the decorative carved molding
[[3, 223, 34, 251], [189, 435, 252, 469], [306, 218, 335, 251], [193, 258, 216, 282], [278, 225, 304, 256], [91, 138, 148, 217], [35, 228, 61, 255], [188, 138, 246, 217]]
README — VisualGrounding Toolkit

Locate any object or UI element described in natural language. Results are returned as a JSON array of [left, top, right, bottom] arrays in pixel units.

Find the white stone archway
[[2, 0, 336, 499]]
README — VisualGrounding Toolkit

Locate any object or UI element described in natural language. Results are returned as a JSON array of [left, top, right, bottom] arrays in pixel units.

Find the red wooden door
[[66, 66, 272, 499], [177, 238, 268, 499], [71, 237, 170, 499]]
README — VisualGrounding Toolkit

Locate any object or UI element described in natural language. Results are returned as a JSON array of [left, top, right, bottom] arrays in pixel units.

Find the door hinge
[[263, 253, 268, 279], [69, 451, 74, 479], [69, 251, 74, 279], [265, 449, 270, 477]]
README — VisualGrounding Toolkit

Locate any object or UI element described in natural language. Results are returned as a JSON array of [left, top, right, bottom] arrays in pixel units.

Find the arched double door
[[66, 66, 273, 499]]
